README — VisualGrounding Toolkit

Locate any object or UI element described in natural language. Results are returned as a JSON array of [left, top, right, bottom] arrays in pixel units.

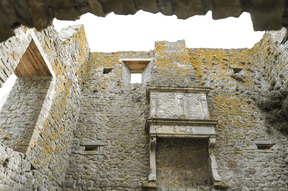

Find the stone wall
[[152, 40, 199, 87], [253, 28, 288, 91], [156, 138, 211, 191], [64, 51, 153, 190], [62, 37, 288, 191], [0, 143, 33, 190], [0, 76, 52, 153], [0, 27, 32, 88], [189, 45, 288, 190], [0, 24, 90, 190]]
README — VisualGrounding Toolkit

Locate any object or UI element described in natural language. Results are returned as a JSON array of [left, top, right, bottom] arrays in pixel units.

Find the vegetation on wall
[[257, 88, 288, 133]]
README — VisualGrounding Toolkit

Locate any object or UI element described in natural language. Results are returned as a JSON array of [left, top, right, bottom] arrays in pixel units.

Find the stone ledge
[[146, 86, 212, 98], [146, 118, 218, 138], [146, 118, 218, 127]]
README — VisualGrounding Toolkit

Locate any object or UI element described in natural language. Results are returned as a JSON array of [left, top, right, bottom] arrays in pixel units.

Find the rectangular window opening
[[131, 73, 142, 83], [84, 146, 98, 151], [256, 144, 274, 150], [255, 142, 274, 150]]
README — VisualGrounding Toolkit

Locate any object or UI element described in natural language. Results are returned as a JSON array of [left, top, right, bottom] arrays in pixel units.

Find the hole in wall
[[256, 144, 274, 150], [232, 68, 242, 73], [255, 142, 274, 150], [84, 146, 98, 151], [131, 73, 142, 83], [3, 158, 9, 167], [31, 164, 37, 170], [103, 68, 113, 74]]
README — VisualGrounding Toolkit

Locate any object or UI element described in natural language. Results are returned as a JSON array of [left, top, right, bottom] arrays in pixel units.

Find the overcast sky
[[0, 11, 264, 101], [53, 11, 264, 52]]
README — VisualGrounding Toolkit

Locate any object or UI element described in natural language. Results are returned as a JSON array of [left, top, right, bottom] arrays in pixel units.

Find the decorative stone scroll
[[146, 86, 222, 185]]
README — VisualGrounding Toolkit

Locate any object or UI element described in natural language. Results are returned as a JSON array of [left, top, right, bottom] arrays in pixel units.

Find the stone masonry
[[0, 21, 288, 191], [156, 138, 211, 190]]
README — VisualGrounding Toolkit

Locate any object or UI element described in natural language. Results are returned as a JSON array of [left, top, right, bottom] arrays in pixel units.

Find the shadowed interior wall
[[0, 76, 52, 153]]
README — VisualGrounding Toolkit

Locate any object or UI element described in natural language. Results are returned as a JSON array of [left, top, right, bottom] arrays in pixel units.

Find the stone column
[[149, 136, 157, 181]]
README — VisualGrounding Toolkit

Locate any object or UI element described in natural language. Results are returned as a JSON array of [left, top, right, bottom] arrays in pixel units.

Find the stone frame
[[145, 86, 223, 189], [119, 58, 153, 83]]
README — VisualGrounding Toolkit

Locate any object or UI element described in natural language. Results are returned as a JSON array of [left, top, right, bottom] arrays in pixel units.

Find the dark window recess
[[84, 146, 98, 151], [103, 68, 113, 74], [232, 68, 242, 73], [256, 143, 274, 150]]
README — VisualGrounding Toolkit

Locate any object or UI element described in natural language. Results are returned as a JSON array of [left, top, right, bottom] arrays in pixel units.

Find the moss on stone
[[257, 88, 288, 132]]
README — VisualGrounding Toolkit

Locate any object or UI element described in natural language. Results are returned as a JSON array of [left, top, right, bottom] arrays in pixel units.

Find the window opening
[[232, 68, 242, 73], [0, 39, 53, 153], [119, 58, 153, 84], [103, 68, 113, 74], [131, 73, 142, 83], [84, 146, 99, 151], [256, 143, 274, 150]]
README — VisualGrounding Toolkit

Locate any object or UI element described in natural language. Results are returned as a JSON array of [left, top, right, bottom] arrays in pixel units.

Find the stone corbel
[[209, 136, 222, 182], [200, 94, 210, 119], [149, 136, 157, 181]]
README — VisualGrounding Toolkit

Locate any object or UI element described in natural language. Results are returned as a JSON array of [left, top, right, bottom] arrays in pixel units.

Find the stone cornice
[[146, 86, 212, 99], [146, 118, 218, 130]]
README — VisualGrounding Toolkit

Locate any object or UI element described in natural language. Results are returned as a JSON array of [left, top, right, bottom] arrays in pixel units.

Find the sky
[[54, 11, 264, 52], [0, 10, 264, 102]]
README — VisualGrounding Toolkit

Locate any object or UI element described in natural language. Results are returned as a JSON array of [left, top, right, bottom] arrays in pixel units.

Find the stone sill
[[71, 150, 104, 155], [243, 150, 275, 153]]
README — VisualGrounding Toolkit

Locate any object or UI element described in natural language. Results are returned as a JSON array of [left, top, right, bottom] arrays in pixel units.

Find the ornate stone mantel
[[145, 86, 222, 186]]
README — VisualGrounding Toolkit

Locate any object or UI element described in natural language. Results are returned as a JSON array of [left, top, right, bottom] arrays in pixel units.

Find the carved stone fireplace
[[145, 86, 222, 189]]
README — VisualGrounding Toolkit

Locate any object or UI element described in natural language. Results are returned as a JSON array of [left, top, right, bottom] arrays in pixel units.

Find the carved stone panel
[[186, 93, 204, 119], [149, 88, 210, 119], [150, 125, 216, 138], [157, 92, 178, 118]]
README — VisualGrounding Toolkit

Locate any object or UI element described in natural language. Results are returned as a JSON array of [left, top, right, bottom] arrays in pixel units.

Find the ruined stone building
[[0, 21, 287, 191], [1, 1, 288, 190]]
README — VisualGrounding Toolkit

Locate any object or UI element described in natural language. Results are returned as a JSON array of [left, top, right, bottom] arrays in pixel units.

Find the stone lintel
[[119, 58, 153, 72], [146, 118, 217, 138], [146, 118, 218, 129], [254, 141, 275, 146]]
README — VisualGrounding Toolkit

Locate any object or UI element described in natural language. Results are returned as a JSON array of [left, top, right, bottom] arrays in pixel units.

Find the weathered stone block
[[212, 0, 242, 19], [175, 0, 206, 19]]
